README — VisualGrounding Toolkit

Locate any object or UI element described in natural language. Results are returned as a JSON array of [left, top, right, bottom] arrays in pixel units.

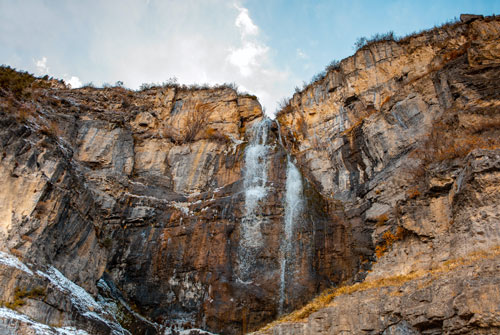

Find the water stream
[[237, 118, 272, 282], [279, 158, 303, 314], [238, 118, 304, 313]]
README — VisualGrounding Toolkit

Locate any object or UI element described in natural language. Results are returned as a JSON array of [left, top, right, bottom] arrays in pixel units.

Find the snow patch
[[36, 267, 130, 335], [0, 307, 89, 335], [0, 251, 34, 275]]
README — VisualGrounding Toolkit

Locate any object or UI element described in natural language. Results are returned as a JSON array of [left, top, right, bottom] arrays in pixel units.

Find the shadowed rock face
[[0, 15, 499, 335]]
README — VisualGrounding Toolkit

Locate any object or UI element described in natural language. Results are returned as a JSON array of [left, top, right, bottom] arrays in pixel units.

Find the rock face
[[0, 14, 499, 335], [0, 77, 360, 334], [258, 14, 500, 335]]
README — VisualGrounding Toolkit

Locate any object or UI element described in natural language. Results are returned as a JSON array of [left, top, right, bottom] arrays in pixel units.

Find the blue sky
[[1, 1, 498, 113]]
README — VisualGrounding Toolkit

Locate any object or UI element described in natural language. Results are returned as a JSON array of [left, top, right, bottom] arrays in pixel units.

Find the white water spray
[[279, 158, 303, 313], [238, 118, 272, 281]]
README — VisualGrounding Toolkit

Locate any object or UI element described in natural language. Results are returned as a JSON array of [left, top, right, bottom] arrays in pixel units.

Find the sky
[[1, 0, 499, 114]]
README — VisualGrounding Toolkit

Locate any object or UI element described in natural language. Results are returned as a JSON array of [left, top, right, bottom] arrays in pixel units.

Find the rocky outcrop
[[0, 76, 361, 334], [258, 15, 500, 335], [0, 14, 499, 335]]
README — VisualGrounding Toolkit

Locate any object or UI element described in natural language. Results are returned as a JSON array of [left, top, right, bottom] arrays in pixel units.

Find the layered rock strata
[[0, 14, 499, 335], [0, 80, 358, 334], [259, 14, 500, 335]]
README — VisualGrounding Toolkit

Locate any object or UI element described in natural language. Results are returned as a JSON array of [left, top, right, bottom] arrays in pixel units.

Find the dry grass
[[0, 66, 38, 98], [203, 127, 231, 143], [9, 248, 23, 258], [414, 112, 500, 166], [2, 286, 46, 310], [259, 245, 500, 331], [375, 213, 389, 226], [15, 103, 37, 122], [380, 95, 392, 109], [375, 228, 405, 258], [39, 119, 65, 138], [407, 187, 421, 199]]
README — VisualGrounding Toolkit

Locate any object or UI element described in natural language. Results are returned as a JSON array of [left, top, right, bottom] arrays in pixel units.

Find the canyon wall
[[0, 14, 499, 335], [0, 76, 361, 334], [259, 14, 500, 335]]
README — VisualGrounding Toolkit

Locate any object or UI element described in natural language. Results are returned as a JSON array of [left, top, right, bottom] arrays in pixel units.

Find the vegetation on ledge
[[259, 245, 500, 332]]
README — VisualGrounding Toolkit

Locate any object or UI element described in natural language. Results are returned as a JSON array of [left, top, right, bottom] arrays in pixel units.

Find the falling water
[[238, 118, 272, 282], [279, 157, 303, 314]]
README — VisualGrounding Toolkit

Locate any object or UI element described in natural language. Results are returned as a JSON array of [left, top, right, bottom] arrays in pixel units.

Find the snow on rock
[[163, 326, 219, 335], [0, 307, 89, 335], [0, 251, 34, 275], [36, 267, 130, 335]]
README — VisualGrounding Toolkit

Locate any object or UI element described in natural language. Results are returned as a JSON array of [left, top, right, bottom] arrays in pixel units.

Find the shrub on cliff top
[[325, 59, 340, 72], [354, 31, 395, 51], [0, 65, 37, 98]]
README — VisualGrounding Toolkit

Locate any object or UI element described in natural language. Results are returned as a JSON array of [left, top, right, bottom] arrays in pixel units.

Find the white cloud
[[35, 56, 49, 75], [227, 4, 269, 77], [234, 5, 259, 37], [1, 1, 295, 115], [224, 3, 293, 115], [65, 76, 82, 88], [227, 42, 268, 77]]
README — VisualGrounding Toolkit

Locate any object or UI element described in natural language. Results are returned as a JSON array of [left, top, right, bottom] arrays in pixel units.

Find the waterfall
[[238, 117, 304, 313], [238, 118, 272, 282], [279, 158, 303, 314]]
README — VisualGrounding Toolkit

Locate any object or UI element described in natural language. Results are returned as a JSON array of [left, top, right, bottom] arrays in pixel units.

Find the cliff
[[0, 14, 499, 335], [259, 14, 500, 335], [0, 70, 361, 333]]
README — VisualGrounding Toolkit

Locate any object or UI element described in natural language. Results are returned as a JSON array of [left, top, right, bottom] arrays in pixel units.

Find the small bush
[[354, 31, 395, 51], [277, 97, 292, 115], [375, 227, 406, 258], [239, 93, 258, 100], [376, 213, 389, 226], [139, 83, 154, 91], [325, 59, 340, 72], [5, 286, 46, 310], [310, 71, 326, 85], [407, 187, 421, 199], [0, 65, 39, 98], [183, 103, 211, 142]]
